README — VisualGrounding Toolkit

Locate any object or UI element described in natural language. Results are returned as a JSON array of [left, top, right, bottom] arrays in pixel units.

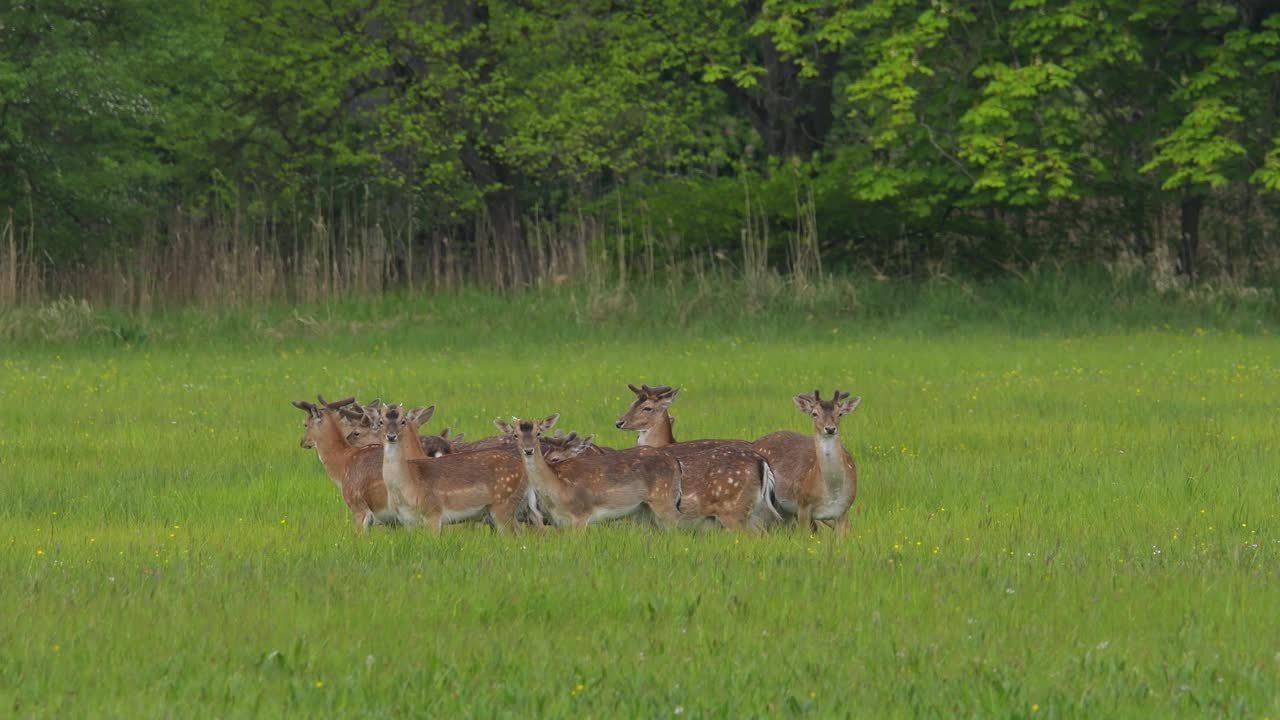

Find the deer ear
[[838, 396, 862, 415], [793, 394, 815, 414], [452, 432, 465, 443], [627, 383, 642, 396], [540, 414, 560, 432], [407, 405, 435, 428], [656, 386, 681, 404], [494, 418, 515, 435]]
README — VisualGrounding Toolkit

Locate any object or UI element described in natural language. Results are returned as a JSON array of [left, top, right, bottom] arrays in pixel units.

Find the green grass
[[2, 278, 1279, 717]]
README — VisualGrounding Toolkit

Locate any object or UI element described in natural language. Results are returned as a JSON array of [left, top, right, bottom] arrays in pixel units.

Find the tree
[[0, 1, 209, 259]]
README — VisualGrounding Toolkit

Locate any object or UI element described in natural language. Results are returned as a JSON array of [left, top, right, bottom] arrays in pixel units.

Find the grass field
[[2, 279, 1279, 717]]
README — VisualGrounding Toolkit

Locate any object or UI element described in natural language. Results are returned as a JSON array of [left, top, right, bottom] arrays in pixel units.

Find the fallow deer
[[294, 395, 391, 532], [374, 404, 535, 533], [753, 389, 860, 534], [498, 415, 683, 529], [615, 384, 781, 531]]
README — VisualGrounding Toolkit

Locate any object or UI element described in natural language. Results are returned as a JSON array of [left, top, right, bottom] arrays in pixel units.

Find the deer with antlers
[[615, 384, 781, 532], [540, 430, 604, 463], [498, 415, 683, 529], [338, 399, 462, 457], [373, 404, 538, 532], [293, 395, 432, 532], [752, 389, 860, 534]]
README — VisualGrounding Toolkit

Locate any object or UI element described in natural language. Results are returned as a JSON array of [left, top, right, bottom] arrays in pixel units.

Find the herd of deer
[[292, 383, 861, 534]]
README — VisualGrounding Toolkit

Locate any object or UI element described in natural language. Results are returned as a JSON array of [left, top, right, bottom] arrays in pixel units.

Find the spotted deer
[[615, 384, 781, 531], [753, 389, 860, 534], [497, 415, 683, 529], [374, 404, 535, 533], [293, 395, 398, 532]]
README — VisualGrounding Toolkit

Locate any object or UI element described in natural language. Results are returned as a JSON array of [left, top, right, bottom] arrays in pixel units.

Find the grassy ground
[[2, 278, 1278, 717]]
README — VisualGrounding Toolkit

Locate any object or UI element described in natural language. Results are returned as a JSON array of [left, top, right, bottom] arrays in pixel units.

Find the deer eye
[[643, 406, 652, 412], [811, 412, 818, 417]]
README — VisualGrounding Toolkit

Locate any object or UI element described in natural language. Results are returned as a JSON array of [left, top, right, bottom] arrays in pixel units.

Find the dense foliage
[[5, 0, 1280, 280]]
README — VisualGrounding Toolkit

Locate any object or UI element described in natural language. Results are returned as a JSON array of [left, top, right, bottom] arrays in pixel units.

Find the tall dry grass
[[3, 180, 1277, 319]]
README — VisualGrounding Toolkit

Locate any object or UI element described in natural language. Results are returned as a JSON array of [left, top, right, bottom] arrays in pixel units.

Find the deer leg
[[834, 513, 851, 537], [718, 513, 747, 532], [352, 509, 372, 534], [490, 501, 520, 533], [647, 492, 683, 530], [425, 512, 445, 535], [525, 500, 545, 529], [797, 505, 815, 533]]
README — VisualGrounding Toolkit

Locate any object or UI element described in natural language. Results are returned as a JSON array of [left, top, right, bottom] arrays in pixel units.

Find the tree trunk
[[1178, 194, 1203, 278], [714, 2, 838, 161]]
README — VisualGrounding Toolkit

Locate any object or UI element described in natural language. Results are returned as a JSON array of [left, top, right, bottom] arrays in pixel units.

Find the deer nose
[[614, 419, 624, 428], [823, 427, 837, 436], [523, 448, 534, 456], [386, 433, 398, 442]]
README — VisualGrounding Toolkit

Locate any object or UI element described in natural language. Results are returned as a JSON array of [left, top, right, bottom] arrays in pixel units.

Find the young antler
[[317, 394, 356, 411], [292, 400, 319, 416]]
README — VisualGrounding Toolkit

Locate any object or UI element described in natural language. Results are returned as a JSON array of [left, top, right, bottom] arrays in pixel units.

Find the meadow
[[1, 278, 1278, 718]]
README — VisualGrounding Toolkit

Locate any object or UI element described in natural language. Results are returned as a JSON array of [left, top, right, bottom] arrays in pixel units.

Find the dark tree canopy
[[4, 0, 1280, 282]]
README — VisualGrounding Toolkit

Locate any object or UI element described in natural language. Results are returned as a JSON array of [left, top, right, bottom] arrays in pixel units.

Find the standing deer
[[292, 395, 430, 532], [497, 415, 684, 529], [753, 390, 860, 534], [374, 404, 535, 533], [615, 383, 781, 531]]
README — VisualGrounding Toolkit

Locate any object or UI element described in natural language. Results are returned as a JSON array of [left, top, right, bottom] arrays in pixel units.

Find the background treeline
[[4, 0, 1280, 308]]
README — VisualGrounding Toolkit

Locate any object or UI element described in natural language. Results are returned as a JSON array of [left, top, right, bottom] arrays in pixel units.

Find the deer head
[[292, 395, 355, 449], [496, 414, 559, 458], [373, 403, 436, 447], [542, 430, 595, 463], [793, 389, 861, 438], [337, 400, 382, 447], [615, 383, 680, 431]]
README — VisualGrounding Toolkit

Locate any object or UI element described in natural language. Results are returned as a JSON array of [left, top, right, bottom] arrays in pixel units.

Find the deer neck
[[380, 436, 413, 508], [813, 432, 846, 488], [637, 412, 676, 447], [522, 445, 560, 497], [313, 418, 355, 489], [401, 426, 428, 461]]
